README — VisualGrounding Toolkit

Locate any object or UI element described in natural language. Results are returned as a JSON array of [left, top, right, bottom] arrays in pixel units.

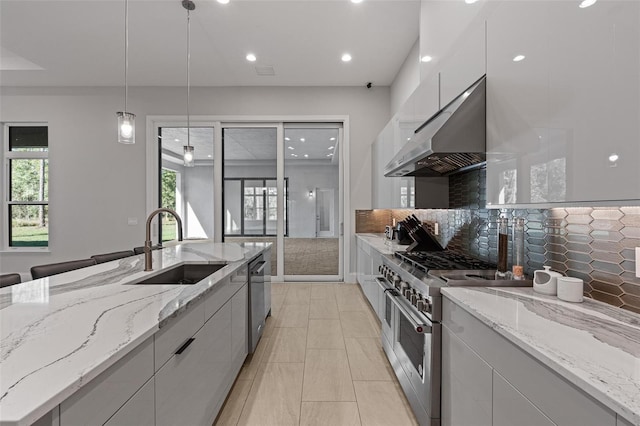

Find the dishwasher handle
[[251, 261, 266, 275]]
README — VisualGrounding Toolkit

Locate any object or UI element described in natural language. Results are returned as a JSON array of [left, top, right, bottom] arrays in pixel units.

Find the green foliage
[[11, 224, 48, 246], [161, 169, 177, 209]]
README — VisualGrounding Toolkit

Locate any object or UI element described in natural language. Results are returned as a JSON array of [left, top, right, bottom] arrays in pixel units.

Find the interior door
[[315, 188, 334, 237]]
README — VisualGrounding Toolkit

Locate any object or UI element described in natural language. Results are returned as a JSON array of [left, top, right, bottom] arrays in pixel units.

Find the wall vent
[[255, 66, 275, 76]]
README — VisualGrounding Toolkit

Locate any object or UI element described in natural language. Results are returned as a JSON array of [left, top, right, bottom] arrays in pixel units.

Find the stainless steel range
[[376, 249, 531, 426]]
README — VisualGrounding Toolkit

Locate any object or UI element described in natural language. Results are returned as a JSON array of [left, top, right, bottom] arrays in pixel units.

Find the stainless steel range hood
[[385, 76, 486, 177]]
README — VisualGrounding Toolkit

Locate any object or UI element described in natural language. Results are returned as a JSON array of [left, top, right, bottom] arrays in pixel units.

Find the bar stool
[[0, 273, 21, 288], [30, 259, 97, 280], [91, 250, 135, 264]]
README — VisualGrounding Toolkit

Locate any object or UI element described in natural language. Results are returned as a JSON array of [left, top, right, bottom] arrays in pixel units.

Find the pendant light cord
[[186, 8, 191, 148], [124, 0, 129, 112]]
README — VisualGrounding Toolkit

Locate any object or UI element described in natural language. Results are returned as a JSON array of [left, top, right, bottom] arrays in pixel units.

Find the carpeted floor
[[225, 237, 339, 276]]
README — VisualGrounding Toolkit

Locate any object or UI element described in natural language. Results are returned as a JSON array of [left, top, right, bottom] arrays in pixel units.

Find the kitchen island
[[441, 287, 640, 426], [0, 241, 270, 426]]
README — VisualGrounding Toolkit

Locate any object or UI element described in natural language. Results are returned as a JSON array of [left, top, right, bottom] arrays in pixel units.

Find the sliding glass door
[[283, 125, 342, 278], [158, 126, 214, 242], [222, 127, 279, 276], [222, 123, 343, 281]]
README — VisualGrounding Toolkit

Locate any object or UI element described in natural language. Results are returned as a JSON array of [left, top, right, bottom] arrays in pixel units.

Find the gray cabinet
[[155, 302, 232, 426], [104, 378, 155, 426], [486, 0, 640, 206], [617, 415, 635, 426], [441, 325, 492, 426], [493, 371, 555, 426], [231, 283, 248, 362], [442, 297, 617, 426], [356, 237, 384, 318], [59, 338, 154, 426]]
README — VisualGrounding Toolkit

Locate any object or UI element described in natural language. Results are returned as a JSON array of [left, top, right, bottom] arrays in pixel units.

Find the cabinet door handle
[[175, 337, 195, 355]]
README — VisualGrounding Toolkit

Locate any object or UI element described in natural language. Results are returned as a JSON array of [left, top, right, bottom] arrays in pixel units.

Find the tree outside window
[[5, 125, 49, 247]]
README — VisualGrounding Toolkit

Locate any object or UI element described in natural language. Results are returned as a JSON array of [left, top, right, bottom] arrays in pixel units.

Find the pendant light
[[183, 0, 195, 167], [117, 0, 135, 144]]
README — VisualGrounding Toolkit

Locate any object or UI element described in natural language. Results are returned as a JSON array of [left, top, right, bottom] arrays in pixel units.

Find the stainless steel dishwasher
[[248, 255, 266, 353]]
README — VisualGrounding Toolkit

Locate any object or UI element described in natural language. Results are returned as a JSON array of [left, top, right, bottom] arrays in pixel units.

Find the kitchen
[[1, 0, 640, 425]]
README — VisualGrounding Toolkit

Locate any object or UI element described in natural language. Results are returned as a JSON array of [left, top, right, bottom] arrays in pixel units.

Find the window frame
[[224, 177, 288, 237], [2, 122, 50, 251]]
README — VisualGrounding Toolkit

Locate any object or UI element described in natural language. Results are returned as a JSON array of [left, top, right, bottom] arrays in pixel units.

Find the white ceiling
[[0, 0, 420, 87], [159, 126, 339, 162]]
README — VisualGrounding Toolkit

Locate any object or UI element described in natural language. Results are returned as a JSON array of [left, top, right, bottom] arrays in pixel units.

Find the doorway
[[149, 118, 346, 282], [316, 188, 335, 237], [158, 126, 214, 241]]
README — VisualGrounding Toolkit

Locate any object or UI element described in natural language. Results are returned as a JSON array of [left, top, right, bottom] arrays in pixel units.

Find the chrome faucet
[[145, 208, 183, 271]]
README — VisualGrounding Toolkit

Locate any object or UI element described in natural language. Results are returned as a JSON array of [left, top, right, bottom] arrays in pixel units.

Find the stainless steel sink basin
[[132, 264, 226, 285], [431, 270, 533, 287]]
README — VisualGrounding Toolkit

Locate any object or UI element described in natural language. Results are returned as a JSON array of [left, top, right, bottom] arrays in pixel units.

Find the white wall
[[0, 85, 389, 277], [183, 165, 214, 239], [390, 39, 421, 116]]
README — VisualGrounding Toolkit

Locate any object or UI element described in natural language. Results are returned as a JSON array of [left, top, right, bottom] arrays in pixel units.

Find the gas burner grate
[[395, 251, 496, 272]]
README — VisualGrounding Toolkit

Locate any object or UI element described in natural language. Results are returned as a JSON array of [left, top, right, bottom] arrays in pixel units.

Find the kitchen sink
[[132, 264, 226, 285]]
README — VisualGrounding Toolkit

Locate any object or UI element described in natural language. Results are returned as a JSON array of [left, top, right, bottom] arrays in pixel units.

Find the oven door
[[390, 294, 441, 421]]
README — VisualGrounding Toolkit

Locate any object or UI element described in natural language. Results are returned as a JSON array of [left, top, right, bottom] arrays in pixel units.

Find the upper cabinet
[[372, 121, 415, 209], [371, 73, 440, 209], [486, 0, 640, 206], [439, 21, 486, 107]]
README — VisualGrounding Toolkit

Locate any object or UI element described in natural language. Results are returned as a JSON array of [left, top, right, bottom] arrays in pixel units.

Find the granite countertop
[[0, 241, 270, 426], [441, 287, 640, 425], [355, 233, 409, 255]]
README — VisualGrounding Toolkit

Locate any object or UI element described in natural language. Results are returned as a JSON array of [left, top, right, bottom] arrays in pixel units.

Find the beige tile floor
[[215, 283, 418, 426]]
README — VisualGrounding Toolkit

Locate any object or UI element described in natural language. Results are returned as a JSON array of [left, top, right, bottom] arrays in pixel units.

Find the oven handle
[[375, 276, 394, 292], [375, 277, 432, 334]]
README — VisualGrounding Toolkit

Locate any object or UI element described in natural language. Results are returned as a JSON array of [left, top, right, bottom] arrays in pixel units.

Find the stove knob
[[378, 265, 384, 274], [410, 293, 418, 305], [416, 298, 427, 312], [392, 274, 400, 287], [402, 284, 412, 298]]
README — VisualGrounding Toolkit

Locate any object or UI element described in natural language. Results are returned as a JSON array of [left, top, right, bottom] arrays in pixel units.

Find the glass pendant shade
[[184, 145, 195, 167], [117, 111, 136, 144]]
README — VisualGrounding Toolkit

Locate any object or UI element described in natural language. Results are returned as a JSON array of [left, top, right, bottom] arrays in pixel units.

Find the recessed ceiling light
[[174, 138, 180, 142], [341, 53, 352, 62], [300, 138, 305, 142], [330, 137, 336, 141], [217, 0, 229, 3], [288, 146, 294, 150], [609, 153, 619, 162], [421, 55, 433, 63], [351, 0, 363, 3], [291, 153, 297, 157], [304, 154, 309, 158], [328, 146, 334, 149], [246, 53, 257, 62], [407, 137, 411, 141], [326, 154, 333, 157], [207, 154, 213, 158], [513, 55, 526, 62], [579, 0, 597, 7], [465, 0, 479, 4], [285, 137, 290, 141]]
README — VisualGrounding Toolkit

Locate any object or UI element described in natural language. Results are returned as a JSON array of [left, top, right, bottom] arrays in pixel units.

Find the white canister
[[533, 266, 562, 295], [557, 277, 584, 303]]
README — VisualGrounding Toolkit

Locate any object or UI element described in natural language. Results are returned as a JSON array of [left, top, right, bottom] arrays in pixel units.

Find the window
[[3, 125, 49, 248], [160, 168, 179, 243], [224, 178, 288, 236]]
